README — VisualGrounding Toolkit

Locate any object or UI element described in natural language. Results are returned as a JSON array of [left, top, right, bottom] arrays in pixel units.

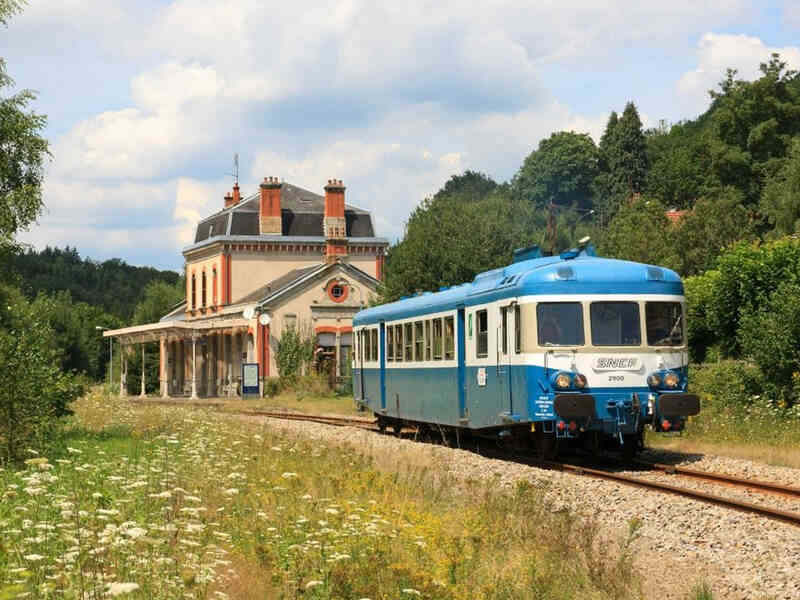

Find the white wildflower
[[305, 580, 323, 590], [223, 488, 239, 496], [66, 447, 82, 454], [24, 554, 44, 562], [281, 472, 297, 479], [402, 589, 421, 596], [106, 582, 139, 596]]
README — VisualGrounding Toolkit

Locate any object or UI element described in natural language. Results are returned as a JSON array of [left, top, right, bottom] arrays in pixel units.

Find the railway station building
[[105, 177, 388, 398]]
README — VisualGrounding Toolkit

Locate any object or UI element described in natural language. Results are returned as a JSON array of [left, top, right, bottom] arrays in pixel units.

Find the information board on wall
[[242, 363, 259, 397]]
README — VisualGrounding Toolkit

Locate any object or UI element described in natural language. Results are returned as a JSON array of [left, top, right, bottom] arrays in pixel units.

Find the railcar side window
[[404, 323, 413, 361], [425, 320, 432, 360], [590, 302, 641, 346], [514, 305, 521, 354], [444, 316, 455, 360], [500, 307, 508, 354], [433, 319, 443, 360], [646, 302, 684, 346], [414, 321, 423, 361], [476, 310, 488, 357], [395, 325, 403, 362], [363, 330, 371, 360], [537, 303, 584, 346], [371, 329, 378, 361], [386, 326, 394, 361]]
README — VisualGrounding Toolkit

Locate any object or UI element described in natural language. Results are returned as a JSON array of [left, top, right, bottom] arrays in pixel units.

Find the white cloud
[[677, 33, 800, 115], [174, 178, 226, 248]]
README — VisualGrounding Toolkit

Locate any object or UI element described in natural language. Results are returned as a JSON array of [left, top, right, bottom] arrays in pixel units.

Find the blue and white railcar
[[352, 244, 699, 455]]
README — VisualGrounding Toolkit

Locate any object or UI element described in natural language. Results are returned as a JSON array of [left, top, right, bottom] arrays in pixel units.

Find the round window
[[331, 285, 344, 298]]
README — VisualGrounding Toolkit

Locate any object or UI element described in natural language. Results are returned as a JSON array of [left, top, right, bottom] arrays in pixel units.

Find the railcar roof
[[354, 251, 684, 326]]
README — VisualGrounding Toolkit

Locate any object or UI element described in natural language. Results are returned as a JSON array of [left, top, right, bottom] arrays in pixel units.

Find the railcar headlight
[[574, 373, 587, 389], [664, 372, 680, 388], [647, 373, 662, 388], [555, 373, 572, 389]]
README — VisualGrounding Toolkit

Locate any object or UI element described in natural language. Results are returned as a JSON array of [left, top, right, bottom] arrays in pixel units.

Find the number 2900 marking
[[608, 375, 624, 382]]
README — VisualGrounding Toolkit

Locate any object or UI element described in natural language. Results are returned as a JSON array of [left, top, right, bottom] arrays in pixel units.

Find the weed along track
[[227, 405, 800, 528]]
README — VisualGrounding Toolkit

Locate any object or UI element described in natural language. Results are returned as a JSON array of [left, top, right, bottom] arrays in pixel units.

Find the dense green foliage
[[0, 285, 86, 462], [10, 246, 181, 320], [684, 239, 800, 405]]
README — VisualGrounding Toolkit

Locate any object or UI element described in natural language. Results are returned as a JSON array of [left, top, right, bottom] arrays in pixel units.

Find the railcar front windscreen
[[590, 302, 641, 346], [645, 302, 684, 346], [537, 302, 584, 346]]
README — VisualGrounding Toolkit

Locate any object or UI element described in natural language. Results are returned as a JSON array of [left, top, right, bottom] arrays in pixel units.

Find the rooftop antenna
[[228, 153, 239, 185]]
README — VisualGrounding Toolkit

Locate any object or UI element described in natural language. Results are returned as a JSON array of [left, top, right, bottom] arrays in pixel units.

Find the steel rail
[[633, 460, 800, 498], [541, 460, 800, 527]]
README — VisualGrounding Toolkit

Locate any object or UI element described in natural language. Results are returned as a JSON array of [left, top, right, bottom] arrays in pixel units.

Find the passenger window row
[[387, 316, 455, 362]]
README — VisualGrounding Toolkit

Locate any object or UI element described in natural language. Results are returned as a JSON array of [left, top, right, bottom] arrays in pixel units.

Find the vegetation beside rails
[[648, 361, 800, 468], [0, 390, 692, 600]]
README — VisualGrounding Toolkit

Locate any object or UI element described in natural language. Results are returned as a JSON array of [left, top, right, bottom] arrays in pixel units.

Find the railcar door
[[358, 329, 366, 401], [498, 304, 514, 416]]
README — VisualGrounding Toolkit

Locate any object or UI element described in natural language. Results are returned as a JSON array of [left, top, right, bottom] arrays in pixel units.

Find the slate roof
[[193, 182, 376, 243]]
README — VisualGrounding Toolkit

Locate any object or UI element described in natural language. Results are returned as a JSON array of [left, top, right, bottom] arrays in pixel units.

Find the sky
[[3, 0, 800, 271]]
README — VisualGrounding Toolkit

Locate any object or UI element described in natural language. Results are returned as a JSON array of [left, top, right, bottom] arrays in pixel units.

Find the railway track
[[131, 400, 800, 527]]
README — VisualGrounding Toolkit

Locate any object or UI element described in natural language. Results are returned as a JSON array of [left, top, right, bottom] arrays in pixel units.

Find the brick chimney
[[259, 177, 282, 235], [232, 183, 241, 205], [324, 179, 347, 262], [224, 191, 234, 208]]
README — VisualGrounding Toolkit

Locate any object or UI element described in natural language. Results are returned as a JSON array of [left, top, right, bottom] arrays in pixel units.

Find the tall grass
[[0, 391, 657, 599]]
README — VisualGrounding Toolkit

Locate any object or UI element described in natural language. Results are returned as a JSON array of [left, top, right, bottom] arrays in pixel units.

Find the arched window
[[191, 274, 197, 310], [201, 270, 207, 308]]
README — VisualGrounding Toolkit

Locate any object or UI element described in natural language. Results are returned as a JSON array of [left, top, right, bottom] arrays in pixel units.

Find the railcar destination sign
[[592, 357, 640, 371]]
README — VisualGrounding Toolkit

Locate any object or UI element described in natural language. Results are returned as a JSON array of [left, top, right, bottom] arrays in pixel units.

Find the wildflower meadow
[[1, 391, 644, 600]]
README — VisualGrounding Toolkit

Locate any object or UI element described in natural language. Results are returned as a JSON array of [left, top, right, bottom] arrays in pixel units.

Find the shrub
[[711, 237, 800, 355], [263, 377, 282, 397], [738, 281, 800, 402], [684, 270, 720, 362], [274, 323, 315, 384], [0, 285, 86, 463]]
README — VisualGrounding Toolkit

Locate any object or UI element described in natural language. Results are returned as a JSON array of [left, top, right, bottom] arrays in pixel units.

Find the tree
[[599, 198, 679, 270], [594, 104, 649, 219], [0, 3, 49, 243], [760, 136, 800, 236], [706, 55, 800, 203], [673, 187, 756, 276], [0, 284, 85, 463], [512, 131, 599, 210]]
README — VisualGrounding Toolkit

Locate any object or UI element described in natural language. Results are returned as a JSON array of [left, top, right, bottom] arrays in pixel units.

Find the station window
[[371, 329, 378, 361], [425, 320, 432, 361], [404, 323, 413, 361], [476, 310, 488, 358], [201, 271, 207, 308], [395, 324, 403, 362], [386, 326, 394, 361], [432, 319, 442, 360], [444, 316, 455, 360], [191, 274, 197, 310], [284, 314, 297, 331], [414, 321, 424, 361], [538, 302, 584, 346]]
